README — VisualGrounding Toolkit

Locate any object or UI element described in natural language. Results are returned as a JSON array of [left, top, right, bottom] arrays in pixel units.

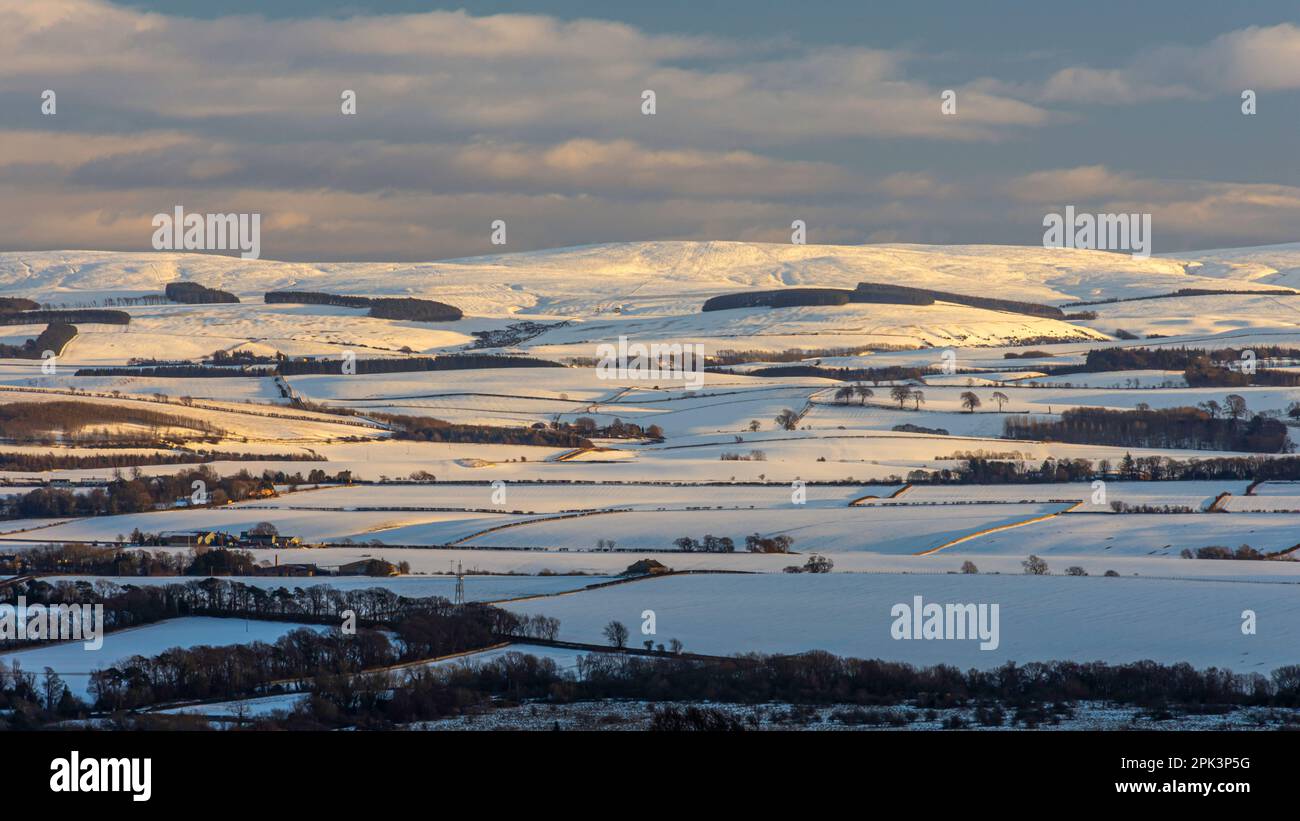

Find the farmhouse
[[622, 559, 670, 577], [253, 562, 319, 577], [239, 531, 301, 548], [163, 530, 238, 548]]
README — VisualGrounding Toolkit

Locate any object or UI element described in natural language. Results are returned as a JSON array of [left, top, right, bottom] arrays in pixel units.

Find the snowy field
[[23, 507, 544, 546], [152, 692, 307, 719], [228, 482, 900, 513], [6, 240, 1300, 684], [948, 512, 1300, 556], [504, 573, 1300, 671], [1016, 370, 1188, 389], [1223, 496, 1300, 512], [893, 481, 1248, 509], [1252, 481, 1300, 496], [459, 504, 1067, 554]]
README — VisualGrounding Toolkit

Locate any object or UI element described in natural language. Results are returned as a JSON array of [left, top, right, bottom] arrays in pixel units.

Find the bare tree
[[1022, 554, 1049, 575], [991, 391, 1009, 412], [774, 408, 799, 431], [890, 384, 912, 408], [960, 391, 981, 413], [910, 389, 925, 410], [42, 667, 66, 712], [1225, 394, 1248, 422], [854, 384, 874, 406], [602, 620, 629, 648], [803, 554, 834, 573]]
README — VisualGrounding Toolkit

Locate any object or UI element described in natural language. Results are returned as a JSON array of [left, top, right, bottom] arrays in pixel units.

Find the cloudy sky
[[3, 0, 1300, 260]]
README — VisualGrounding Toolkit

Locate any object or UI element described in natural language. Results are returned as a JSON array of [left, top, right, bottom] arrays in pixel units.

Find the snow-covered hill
[[3, 240, 1294, 316], [9, 240, 1300, 358]]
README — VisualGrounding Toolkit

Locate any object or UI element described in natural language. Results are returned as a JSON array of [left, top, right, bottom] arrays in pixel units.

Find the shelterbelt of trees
[[1065, 287, 1300, 307], [5, 574, 513, 634], [716, 363, 933, 383], [0, 309, 128, 326], [11, 588, 1300, 727], [74, 365, 270, 378], [278, 352, 559, 375], [1039, 345, 1300, 387], [702, 282, 1065, 318], [0, 323, 77, 359], [912, 453, 1300, 484], [1183, 356, 1300, 387], [0, 449, 322, 472], [11, 542, 255, 575], [159, 649, 1300, 730], [0, 400, 222, 445], [376, 412, 662, 447], [1005, 406, 1290, 453], [0, 466, 339, 519], [0, 577, 553, 722], [77, 352, 563, 378], [265, 290, 463, 322], [0, 297, 40, 312], [165, 282, 239, 304]]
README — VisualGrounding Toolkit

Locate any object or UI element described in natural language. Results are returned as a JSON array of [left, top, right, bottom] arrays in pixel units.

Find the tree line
[[1065, 287, 1299, 308], [0, 576, 540, 720], [75, 365, 270, 378], [6, 543, 243, 575], [0, 309, 128, 326], [0, 400, 222, 445], [236, 650, 1300, 730], [1183, 355, 1300, 387], [278, 352, 559, 375], [671, 533, 795, 553], [0, 297, 40, 312], [724, 364, 931, 383], [377, 412, 595, 448], [913, 452, 1300, 484], [264, 290, 372, 308], [265, 290, 463, 322], [702, 282, 1064, 318], [0, 449, 320, 472], [83, 352, 566, 377], [1039, 344, 1300, 387], [0, 323, 76, 359], [165, 282, 240, 304], [3, 466, 277, 519], [1004, 405, 1290, 453]]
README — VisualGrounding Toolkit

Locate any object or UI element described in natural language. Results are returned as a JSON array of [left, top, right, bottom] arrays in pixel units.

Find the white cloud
[[1040, 23, 1300, 104], [0, 2, 1296, 258], [0, 0, 1048, 142], [1003, 165, 1300, 252]]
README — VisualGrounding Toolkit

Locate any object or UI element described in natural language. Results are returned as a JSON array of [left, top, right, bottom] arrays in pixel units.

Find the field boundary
[[913, 500, 1083, 556]]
